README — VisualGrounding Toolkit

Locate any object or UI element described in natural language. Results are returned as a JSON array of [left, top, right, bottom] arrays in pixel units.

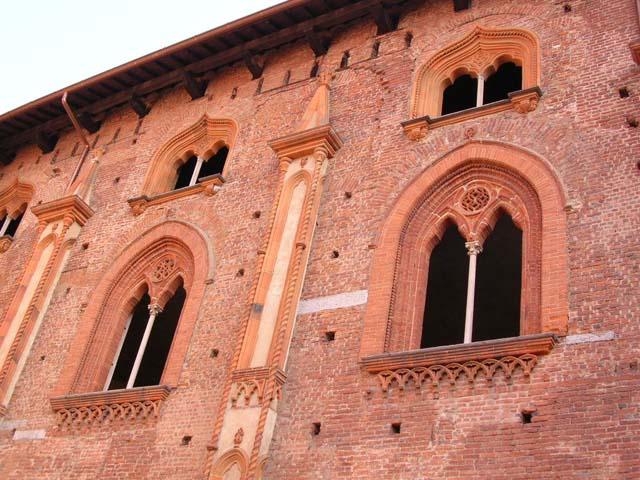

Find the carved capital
[[0, 236, 13, 253], [465, 240, 482, 256], [148, 303, 163, 316]]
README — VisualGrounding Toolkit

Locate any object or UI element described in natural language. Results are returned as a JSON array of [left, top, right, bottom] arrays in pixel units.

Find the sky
[[0, 0, 282, 115]]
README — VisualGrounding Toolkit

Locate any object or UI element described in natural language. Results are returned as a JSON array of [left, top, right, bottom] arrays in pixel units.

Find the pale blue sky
[[0, 0, 282, 115]]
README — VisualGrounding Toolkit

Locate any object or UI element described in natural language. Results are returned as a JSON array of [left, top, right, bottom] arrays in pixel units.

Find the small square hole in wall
[[521, 411, 534, 424], [619, 87, 630, 98], [391, 422, 402, 434], [325, 331, 336, 341], [181, 435, 192, 446], [312, 422, 321, 436], [210, 348, 219, 358]]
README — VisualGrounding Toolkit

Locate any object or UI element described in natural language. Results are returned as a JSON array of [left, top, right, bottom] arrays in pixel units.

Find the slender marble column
[[126, 303, 162, 389], [476, 75, 485, 108], [464, 240, 482, 344]]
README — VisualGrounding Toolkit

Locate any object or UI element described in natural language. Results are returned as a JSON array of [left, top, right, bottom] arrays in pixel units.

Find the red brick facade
[[0, 0, 639, 478]]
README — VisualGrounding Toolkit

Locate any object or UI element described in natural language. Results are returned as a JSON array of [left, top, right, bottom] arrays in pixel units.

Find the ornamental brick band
[[50, 385, 171, 429]]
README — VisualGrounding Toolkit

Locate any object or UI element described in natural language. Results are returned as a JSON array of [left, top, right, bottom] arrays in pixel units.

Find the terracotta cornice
[[402, 87, 543, 140], [50, 384, 171, 410], [50, 385, 172, 428], [31, 194, 94, 226], [128, 174, 225, 215], [631, 40, 640, 64], [269, 124, 343, 160], [360, 333, 556, 373]]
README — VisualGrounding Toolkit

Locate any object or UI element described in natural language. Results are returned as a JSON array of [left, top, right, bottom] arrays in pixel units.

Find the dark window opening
[[340, 51, 350, 69], [108, 293, 151, 390], [473, 214, 522, 342], [421, 225, 468, 348], [441, 74, 478, 115], [483, 62, 522, 104], [198, 146, 228, 180], [4, 212, 24, 237], [175, 155, 198, 189], [135, 285, 186, 387]]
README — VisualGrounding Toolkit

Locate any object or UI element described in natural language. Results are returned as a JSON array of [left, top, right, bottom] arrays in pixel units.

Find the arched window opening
[[174, 155, 198, 190], [421, 214, 523, 349], [474, 214, 522, 341], [483, 62, 523, 104], [197, 146, 228, 181], [421, 224, 468, 348], [106, 283, 186, 390], [441, 74, 478, 115], [0, 211, 24, 238]]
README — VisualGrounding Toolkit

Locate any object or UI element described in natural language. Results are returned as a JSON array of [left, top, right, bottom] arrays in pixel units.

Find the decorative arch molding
[[361, 141, 567, 358], [410, 26, 541, 119], [54, 220, 210, 396], [0, 179, 34, 219], [141, 115, 238, 196], [210, 448, 249, 480]]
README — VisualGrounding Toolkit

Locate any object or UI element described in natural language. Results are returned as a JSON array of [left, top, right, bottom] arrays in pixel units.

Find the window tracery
[[0, 179, 34, 253]]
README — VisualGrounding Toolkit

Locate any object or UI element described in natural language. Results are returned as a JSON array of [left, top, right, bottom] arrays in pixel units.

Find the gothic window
[[405, 27, 541, 137], [360, 143, 568, 360], [173, 146, 229, 191], [421, 213, 522, 349], [105, 283, 186, 391], [0, 210, 24, 238]]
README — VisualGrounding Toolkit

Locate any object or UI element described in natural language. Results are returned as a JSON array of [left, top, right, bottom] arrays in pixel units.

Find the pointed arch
[[361, 141, 567, 356], [141, 115, 238, 195], [54, 221, 210, 395], [0, 179, 34, 220], [410, 26, 540, 118], [210, 448, 249, 480]]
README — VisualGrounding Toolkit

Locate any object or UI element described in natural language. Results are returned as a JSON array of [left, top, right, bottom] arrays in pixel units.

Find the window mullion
[[189, 156, 204, 186], [476, 75, 485, 107], [0, 216, 11, 237], [104, 313, 133, 390], [126, 303, 162, 389], [463, 240, 482, 343]]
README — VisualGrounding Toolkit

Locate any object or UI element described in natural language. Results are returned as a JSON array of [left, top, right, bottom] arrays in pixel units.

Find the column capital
[[465, 240, 482, 256], [148, 303, 163, 316]]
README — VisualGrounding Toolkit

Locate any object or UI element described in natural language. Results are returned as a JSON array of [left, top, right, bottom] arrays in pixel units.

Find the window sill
[[50, 384, 172, 429], [360, 333, 556, 393], [127, 174, 225, 216], [0, 235, 13, 253], [401, 87, 543, 141]]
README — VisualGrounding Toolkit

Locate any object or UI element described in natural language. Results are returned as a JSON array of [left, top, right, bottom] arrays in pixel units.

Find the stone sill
[[361, 333, 556, 373], [401, 86, 543, 140], [0, 235, 13, 254], [128, 174, 224, 215], [50, 384, 171, 410], [50, 385, 172, 428]]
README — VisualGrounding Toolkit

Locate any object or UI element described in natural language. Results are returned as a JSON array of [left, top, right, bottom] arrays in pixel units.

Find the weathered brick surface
[[0, 0, 639, 478]]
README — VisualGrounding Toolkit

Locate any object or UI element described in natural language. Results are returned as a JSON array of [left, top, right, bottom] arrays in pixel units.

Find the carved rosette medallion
[[151, 257, 177, 283], [461, 186, 491, 214]]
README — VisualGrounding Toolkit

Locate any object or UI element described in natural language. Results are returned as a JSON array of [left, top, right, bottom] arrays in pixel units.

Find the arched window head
[[0, 179, 33, 251], [441, 73, 478, 115], [58, 221, 211, 395], [361, 142, 568, 358], [141, 115, 237, 196], [411, 27, 540, 118]]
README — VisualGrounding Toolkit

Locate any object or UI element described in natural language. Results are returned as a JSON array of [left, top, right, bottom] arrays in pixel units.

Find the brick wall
[[0, 0, 639, 478]]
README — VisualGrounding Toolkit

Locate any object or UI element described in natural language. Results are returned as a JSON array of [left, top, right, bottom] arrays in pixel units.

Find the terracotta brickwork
[[0, 0, 639, 479]]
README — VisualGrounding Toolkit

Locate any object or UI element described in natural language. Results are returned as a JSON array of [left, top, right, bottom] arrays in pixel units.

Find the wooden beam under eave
[[182, 71, 208, 100], [453, 0, 471, 12], [243, 52, 264, 79], [78, 112, 101, 134], [305, 29, 330, 56], [35, 130, 58, 154], [372, 4, 398, 35], [129, 95, 150, 118]]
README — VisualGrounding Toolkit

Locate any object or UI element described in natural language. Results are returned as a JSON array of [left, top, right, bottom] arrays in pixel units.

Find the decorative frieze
[[376, 354, 538, 393], [230, 367, 286, 408], [50, 385, 170, 429]]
